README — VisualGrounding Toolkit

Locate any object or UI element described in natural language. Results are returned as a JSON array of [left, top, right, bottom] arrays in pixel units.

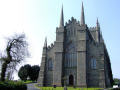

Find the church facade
[[37, 3, 113, 88]]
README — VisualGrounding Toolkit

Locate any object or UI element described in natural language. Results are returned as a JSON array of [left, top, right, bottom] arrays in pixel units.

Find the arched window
[[64, 28, 77, 69], [64, 43, 77, 68], [91, 58, 96, 69], [48, 59, 53, 71]]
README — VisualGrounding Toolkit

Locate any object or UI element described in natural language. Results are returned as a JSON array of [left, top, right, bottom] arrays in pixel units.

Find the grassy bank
[[35, 85, 102, 90]]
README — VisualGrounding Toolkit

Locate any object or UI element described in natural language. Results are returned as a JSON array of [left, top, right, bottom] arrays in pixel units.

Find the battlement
[[89, 27, 97, 31], [65, 17, 80, 26], [47, 43, 55, 50]]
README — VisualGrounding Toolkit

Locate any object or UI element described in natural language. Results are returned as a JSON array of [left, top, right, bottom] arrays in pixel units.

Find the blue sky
[[0, 0, 120, 79]]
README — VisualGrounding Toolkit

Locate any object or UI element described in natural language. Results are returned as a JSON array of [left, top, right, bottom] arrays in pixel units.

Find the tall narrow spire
[[44, 37, 47, 47], [80, 2, 85, 25], [96, 18, 100, 29], [59, 5, 64, 27], [96, 18, 100, 42]]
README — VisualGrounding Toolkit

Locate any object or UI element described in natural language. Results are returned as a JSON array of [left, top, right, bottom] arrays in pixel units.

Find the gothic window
[[64, 41, 77, 68], [91, 58, 96, 69], [48, 58, 53, 71], [65, 28, 77, 68]]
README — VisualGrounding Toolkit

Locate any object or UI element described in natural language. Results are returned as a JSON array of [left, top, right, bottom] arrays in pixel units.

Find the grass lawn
[[35, 85, 102, 90], [23, 80, 33, 84]]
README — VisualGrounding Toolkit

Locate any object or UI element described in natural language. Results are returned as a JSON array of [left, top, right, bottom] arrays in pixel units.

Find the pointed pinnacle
[[59, 5, 64, 27], [97, 18, 99, 24], [80, 2, 85, 25], [96, 18, 100, 28], [44, 37, 47, 47]]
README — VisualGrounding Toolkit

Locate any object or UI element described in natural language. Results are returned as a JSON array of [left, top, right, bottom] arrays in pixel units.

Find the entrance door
[[69, 75, 74, 86]]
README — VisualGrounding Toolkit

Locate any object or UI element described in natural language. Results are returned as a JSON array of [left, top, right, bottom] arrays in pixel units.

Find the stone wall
[[37, 17, 113, 88]]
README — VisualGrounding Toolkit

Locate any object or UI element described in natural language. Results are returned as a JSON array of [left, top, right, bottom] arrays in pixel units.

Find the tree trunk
[[1, 62, 8, 81]]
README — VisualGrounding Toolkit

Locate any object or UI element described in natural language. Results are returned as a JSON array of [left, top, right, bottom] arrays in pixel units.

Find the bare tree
[[0, 33, 29, 81]]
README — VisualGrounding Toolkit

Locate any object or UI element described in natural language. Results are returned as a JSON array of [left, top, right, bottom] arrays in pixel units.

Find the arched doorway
[[69, 75, 74, 86]]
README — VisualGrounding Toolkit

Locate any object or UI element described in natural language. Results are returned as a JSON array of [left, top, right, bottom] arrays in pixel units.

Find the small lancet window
[[48, 59, 53, 71], [91, 58, 96, 69]]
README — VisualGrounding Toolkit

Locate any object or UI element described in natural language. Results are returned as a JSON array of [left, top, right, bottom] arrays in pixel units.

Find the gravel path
[[27, 83, 40, 90]]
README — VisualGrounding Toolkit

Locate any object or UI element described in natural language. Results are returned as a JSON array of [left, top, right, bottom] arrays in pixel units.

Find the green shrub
[[0, 81, 27, 90], [112, 88, 120, 90]]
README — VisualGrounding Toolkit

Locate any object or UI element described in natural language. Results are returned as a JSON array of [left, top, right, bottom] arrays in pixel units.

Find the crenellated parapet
[[47, 43, 55, 51], [89, 27, 97, 31], [65, 17, 80, 26]]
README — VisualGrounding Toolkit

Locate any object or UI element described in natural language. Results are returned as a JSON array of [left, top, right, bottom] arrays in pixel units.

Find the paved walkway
[[27, 83, 40, 90]]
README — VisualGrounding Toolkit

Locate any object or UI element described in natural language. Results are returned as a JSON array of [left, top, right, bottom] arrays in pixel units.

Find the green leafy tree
[[24, 64, 31, 78], [29, 65, 40, 81], [113, 78, 120, 85], [18, 64, 31, 81], [18, 66, 28, 81], [0, 33, 29, 81]]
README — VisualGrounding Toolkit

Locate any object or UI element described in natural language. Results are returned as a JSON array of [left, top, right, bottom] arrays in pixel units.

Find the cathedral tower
[[53, 6, 65, 86]]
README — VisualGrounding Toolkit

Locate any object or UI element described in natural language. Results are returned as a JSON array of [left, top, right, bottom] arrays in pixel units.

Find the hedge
[[112, 88, 120, 90], [0, 81, 27, 90]]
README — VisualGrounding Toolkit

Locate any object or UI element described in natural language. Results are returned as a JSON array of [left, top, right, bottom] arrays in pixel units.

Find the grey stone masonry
[[37, 40, 47, 86], [53, 27, 64, 86], [37, 2, 113, 88], [76, 25, 87, 87]]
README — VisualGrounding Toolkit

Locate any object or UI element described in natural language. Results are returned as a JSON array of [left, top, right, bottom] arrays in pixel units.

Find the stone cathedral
[[37, 3, 113, 88]]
